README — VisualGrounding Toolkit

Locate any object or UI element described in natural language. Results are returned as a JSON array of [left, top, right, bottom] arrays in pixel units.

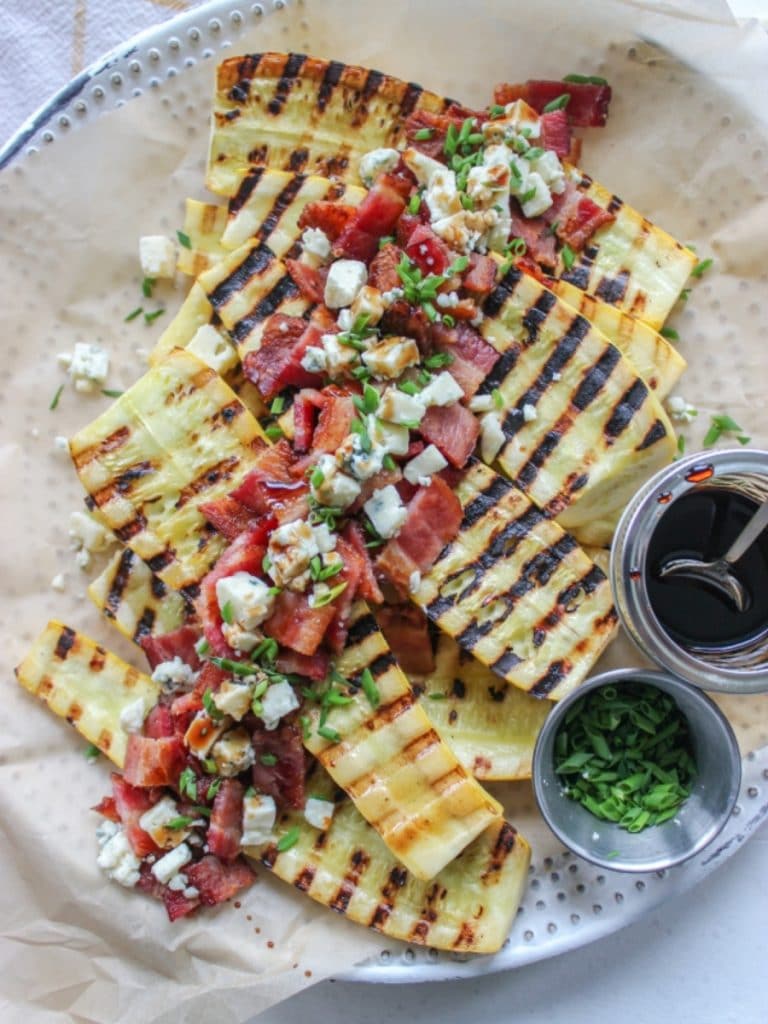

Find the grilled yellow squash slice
[[88, 546, 190, 645], [414, 461, 618, 699], [479, 267, 677, 544], [178, 170, 366, 276], [15, 621, 160, 768], [303, 602, 503, 881], [208, 53, 451, 196], [418, 634, 551, 781], [252, 762, 530, 953], [69, 348, 267, 597], [552, 167, 697, 330], [151, 283, 215, 364]]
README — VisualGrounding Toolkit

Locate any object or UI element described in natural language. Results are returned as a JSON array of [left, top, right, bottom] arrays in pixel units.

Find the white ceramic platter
[[2, 0, 767, 984]]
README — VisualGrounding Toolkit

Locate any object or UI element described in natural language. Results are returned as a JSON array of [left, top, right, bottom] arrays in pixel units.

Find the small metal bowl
[[532, 668, 741, 872]]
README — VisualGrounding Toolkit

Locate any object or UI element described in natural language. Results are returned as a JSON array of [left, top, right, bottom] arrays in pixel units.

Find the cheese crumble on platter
[[15, 54, 703, 953]]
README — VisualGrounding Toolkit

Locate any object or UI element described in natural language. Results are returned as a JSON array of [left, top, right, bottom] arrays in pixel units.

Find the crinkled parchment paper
[[1, 0, 767, 1021]]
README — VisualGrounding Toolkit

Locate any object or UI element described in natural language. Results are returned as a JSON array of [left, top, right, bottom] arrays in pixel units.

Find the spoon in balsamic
[[657, 495, 768, 613]]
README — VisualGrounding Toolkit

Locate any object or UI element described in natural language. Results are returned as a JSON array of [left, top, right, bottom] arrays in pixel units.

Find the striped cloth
[[0, 0, 211, 146]]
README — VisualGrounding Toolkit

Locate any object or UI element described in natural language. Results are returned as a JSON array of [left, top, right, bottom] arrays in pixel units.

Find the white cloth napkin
[[0, 0, 211, 146]]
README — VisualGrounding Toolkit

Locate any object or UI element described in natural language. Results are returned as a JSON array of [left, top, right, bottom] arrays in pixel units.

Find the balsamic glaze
[[646, 489, 768, 648]]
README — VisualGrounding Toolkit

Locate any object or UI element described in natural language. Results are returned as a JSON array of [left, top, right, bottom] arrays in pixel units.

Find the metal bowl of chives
[[532, 668, 742, 872]]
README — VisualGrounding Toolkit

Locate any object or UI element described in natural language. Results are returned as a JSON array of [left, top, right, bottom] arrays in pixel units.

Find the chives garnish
[[561, 243, 576, 271], [460, 193, 475, 211], [359, 667, 380, 709], [265, 424, 284, 442], [101, 389, 124, 399], [554, 682, 697, 833], [488, 104, 505, 118], [542, 93, 571, 113], [312, 581, 348, 608], [144, 309, 165, 325], [84, 743, 100, 760], [49, 384, 64, 411], [204, 758, 218, 774], [428, 692, 447, 700], [563, 73, 608, 85], [660, 327, 679, 341], [277, 826, 301, 852], [442, 314, 456, 328], [505, 236, 527, 256], [167, 816, 194, 830], [220, 601, 234, 625], [177, 230, 192, 249], [492, 388, 504, 410], [424, 352, 453, 369], [520, 186, 537, 205], [124, 306, 143, 322], [206, 778, 223, 800], [317, 724, 342, 743], [690, 258, 713, 279], [202, 689, 224, 719], [408, 191, 422, 214], [270, 396, 285, 415], [179, 767, 198, 800], [382, 453, 397, 472], [413, 127, 434, 141], [677, 435, 686, 455], [142, 277, 155, 298], [702, 413, 751, 448], [299, 714, 312, 740], [260, 752, 278, 766]]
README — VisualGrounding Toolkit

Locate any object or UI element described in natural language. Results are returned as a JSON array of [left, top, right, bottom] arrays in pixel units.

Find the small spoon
[[657, 495, 768, 613]]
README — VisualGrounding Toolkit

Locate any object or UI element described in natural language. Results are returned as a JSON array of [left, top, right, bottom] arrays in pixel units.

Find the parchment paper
[[1, 0, 767, 1021]]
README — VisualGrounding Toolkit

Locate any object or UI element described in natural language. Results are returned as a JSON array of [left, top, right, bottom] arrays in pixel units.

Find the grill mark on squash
[[521, 290, 557, 344], [105, 547, 134, 616], [571, 346, 622, 411], [604, 379, 650, 439], [132, 608, 156, 642], [72, 425, 130, 469], [230, 274, 300, 344], [317, 60, 346, 112], [267, 53, 307, 116], [595, 268, 630, 304], [637, 418, 667, 450], [483, 265, 523, 318], [228, 167, 266, 215], [54, 626, 76, 660], [207, 244, 276, 310], [329, 848, 370, 914], [175, 456, 241, 507], [257, 174, 307, 242]]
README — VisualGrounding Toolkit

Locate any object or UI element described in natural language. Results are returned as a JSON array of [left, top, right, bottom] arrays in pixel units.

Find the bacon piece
[[334, 178, 407, 263], [376, 477, 462, 590], [92, 795, 120, 823], [324, 534, 365, 653], [251, 720, 307, 809], [195, 525, 271, 657], [123, 735, 187, 790], [199, 495, 261, 541], [395, 210, 429, 248], [264, 590, 336, 656], [185, 855, 256, 906], [285, 259, 326, 303], [110, 774, 163, 858], [276, 648, 329, 681], [312, 391, 356, 454], [230, 441, 309, 522], [419, 403, 480, 468], [140, 626, 202, 673], [368, 242, 403, 292], [242, 318, 324, 401], [556, 194, 615, 251], [539, 109, 572, 158], [207, 779, 245, 863], [376, 603, 435, 675], [405, 224, 452, 276], [137, 865, 201, 921], [463, 253, 497, 296], [433, 322, 500, 399], [297, 200, 358, 241], [144, 703, 175, 739], [350, 465, 403, 516], [292, 390, 320, 453], [382, 300, 432, 349], [404, 109, 467, 160], [493, 79, 612, 128], [344, 521, 384, 604], [508, 206, 557, 268]]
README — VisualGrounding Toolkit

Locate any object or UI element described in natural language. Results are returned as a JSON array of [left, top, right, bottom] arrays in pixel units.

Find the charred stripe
[[231, 274, 301, 343], [491, 649, 523, 676], [176, 457, 241, 508], [604, 379, 649, 438], [560, 262, 591, 289], [460, 471, 512, 528], [595, 269, 630, 305], [345, 612, 380, 647], [267, 53, 306, 115], [294, 865, 316, 893], [399, 81, 425, 119], [257, 174, 308, 243], [54, 626, 76, 660], [133, 609, 156, 641], [105, 548, 135, 614], [146, 549, 175, 574], [114, 515, 147, 543], [483, 265, 523, 319], [515, 420, 570, 489], [529, 659, 569, 697], [636, 417, 667, 450], [317, 59, 346, 112], [207, 244, 276, 310], [361, 67, 385, 102], [521, 290, 557, 344], [606, 194, 623, 215], [72, 425, 130, 469], [571, 346, 621, 411], [474, 343, 522, 396], [228, 168, 266, 215], [287, 147, 310, 173], [558, 564, 606, 609]]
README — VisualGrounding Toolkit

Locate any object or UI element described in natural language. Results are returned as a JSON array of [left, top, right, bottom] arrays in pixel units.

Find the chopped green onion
[[690, 258, 713, 279], [525, 146, 545, 161], [442, 314, 456, 328], [310, 466, 325, 489], [277, 826, 301, 852], [190, 806, 212, 818], [660, 327, 679, 341], [408, 191, 422, 214], [142, 277, 155, 298], [378, 235, 395, 249], [265, 424, 284, 442], [703, 413, 751, 448], [359, 667, 380, 709], [505, 236, 527, 257], [144, 309, 165, 325], [428, 692, 447, 700], [312, 581, 348, 608], [382, 453, 397, 472], [460, 193, 475, 211], [317, 724, 342, 743], [561, 243, 576, 271], [195, 637, 210, 657], [49, 385, 64, 411], [124, 306, 143, 322], [398, 379, 420, 396], [542, 93, 571, 113], [260, 753, 278, 766], [492, 388, 504, 410], [488, 104, 506, 119], [84, 743, 100, 760], [101, 388, 124, 399], [270, 396, 285, 415], [677, 435, 686, 455], [448, 255, 470, 275], [414, 127, 434, 140], [563, 73, 608, 85], [202, 689, 224, 720], [520, 186, 537, 205], [167, 816, 194, 830], [424, 352, 454, 370], [299, 715, 312, 740], [252, 637, 279, 663], [179, 767, 198, 801], [220, 601, 234, 625], [177, 230, 192, 249], [206, 778, 223, 800]]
